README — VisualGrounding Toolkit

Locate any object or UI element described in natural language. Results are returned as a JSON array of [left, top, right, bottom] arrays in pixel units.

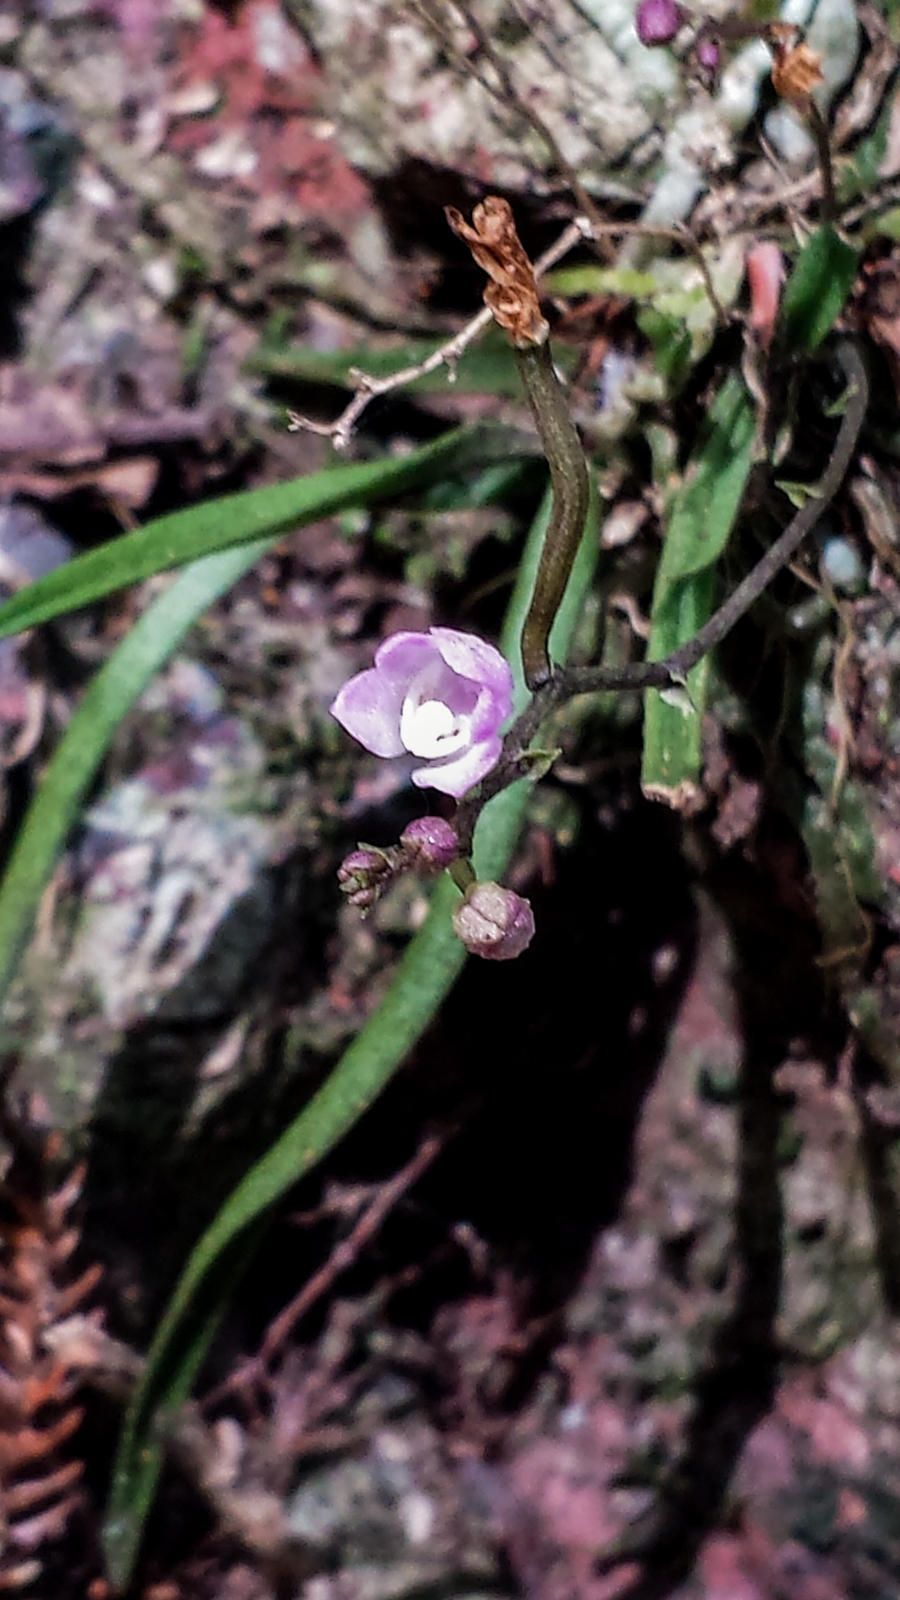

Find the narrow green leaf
[[543, 265, 658, 298], [637, 304, 693, 391], [0, 543, 273, 1010], [779, 225, 860, 354], [103, 479, 600, 1590], [0, 427, 513, 641], [641, 374, 756, 805]]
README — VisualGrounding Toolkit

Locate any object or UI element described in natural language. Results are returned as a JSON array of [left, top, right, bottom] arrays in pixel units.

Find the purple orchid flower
[[330, 627, 513, 799]]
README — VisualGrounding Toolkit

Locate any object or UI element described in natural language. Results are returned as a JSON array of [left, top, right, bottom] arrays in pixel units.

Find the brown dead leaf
[[768, 26, 824, 106], [445, 197, 548, 348]]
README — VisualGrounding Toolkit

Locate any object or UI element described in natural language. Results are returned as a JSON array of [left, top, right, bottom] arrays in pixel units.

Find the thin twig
[[288, 217, 591, 449], [202, 1129, 447, 1406], [288, 204, 733, 452], [424, 0, 606, 231]]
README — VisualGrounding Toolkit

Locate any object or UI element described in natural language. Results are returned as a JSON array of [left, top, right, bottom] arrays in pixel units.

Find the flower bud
[[636, 0, 684, 48], [337, 846, 395, 910], [452, 881, 535, 961], [695, 37, 720, 73], [400, 816, 460, 874]]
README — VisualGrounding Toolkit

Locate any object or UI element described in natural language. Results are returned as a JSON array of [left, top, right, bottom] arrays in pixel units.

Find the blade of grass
[[0, 425, 517, 641], [779, 225, 860, 355], [102, 478, 600, 1591], [641, 372, 756, 807], [0, 542, 273, 1009]]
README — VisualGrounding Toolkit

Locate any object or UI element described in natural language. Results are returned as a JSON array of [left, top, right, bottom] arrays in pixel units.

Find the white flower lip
[[400, 694, 471, 760]]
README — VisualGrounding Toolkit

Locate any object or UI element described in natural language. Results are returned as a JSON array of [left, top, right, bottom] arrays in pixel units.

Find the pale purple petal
[[412, 731, 503, 798], [468, 681, 509, 741], [330, 667, 406, 757], [431, 628, 513, 711], [427, 660, 479, 718], [373, 631, 441, 682]]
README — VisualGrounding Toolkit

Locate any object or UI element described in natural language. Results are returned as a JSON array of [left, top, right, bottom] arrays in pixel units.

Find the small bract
[[331, 628, 513, 799]]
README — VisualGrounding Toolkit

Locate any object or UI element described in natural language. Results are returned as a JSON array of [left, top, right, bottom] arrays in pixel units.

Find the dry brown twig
[[287, 208, 729, 450], [288, 215, 591, 449], [412, 0, 727, 310], [290, 0, 749, 450], [202, 1127, 447, 1409], [411, 0, 607, 227]]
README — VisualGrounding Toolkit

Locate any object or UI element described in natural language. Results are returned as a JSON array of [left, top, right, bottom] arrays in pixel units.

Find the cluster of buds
[[337, 817, 535, 961], [332, 626, 536, 959], [337, 816, 461, 911], [635, 1, 719, 78]]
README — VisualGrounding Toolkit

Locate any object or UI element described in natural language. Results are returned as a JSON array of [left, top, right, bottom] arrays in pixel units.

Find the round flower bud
[[636, 0, 685, 48], [400, 816, 460, 874], [452, 882, 535, 961], [695, 37, 721, 72]]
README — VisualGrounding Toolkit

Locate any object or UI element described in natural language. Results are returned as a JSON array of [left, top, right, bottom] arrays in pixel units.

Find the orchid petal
[[330, 668, 407, 757], [411, 731, 503, 798], [431, 628, 513, 710]]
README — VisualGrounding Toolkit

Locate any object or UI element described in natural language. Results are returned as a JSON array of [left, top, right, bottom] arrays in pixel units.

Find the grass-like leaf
[[779, 225, 860, 354], [102, 481, 600, 1591], [0, 426, 515, 641], [641, 373, 756, 807]]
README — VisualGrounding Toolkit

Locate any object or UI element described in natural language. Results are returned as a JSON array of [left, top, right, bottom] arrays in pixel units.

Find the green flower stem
[[517, 339, 590, 690], [449, 856, 477, 892]]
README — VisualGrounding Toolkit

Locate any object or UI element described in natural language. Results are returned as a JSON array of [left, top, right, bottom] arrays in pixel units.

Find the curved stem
[[567, 339, 867, 694], [518, 340, 590, 689]]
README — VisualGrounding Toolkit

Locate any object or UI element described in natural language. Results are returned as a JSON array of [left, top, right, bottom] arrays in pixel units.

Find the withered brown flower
[[445, 196, 549, 348], [768, 24, 824, 106]]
